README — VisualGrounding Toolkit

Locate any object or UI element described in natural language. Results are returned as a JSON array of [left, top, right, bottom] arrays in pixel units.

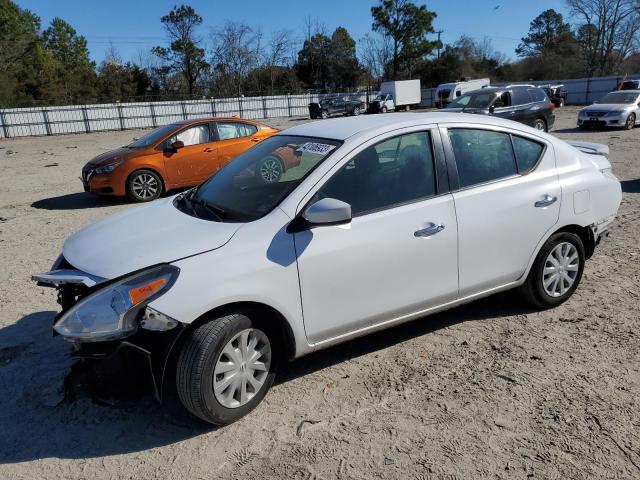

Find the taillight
[[549, 102, 556, 110]]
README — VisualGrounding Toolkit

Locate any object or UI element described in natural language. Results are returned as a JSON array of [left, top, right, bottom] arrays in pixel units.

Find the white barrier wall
[[1, 74, 638, 138]]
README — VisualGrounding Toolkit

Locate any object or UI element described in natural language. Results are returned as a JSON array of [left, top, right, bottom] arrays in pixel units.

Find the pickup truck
[[309, 95, 365, 119]]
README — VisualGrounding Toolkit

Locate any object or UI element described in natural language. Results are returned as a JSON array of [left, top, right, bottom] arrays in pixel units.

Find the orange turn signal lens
[[128, 277, 167, 305]]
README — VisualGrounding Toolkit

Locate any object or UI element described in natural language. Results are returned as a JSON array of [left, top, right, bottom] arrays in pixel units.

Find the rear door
[[162, 123, 217, 187], [213, 121, 261, 170], [442, 125, 560, 296], [491, 91, 517, 121]]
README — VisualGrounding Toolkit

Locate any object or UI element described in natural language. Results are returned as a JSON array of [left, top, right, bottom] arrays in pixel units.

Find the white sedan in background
[[33, 113, 622, 425], [578, 90, 640, 129]]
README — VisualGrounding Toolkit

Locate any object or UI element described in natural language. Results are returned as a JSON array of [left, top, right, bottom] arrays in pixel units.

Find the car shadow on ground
[[0, 292, 534, 464], [31, 192, 132, 210], [621, 179, 640, 193]]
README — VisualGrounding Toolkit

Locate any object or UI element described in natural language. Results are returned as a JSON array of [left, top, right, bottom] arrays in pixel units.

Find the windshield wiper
[[190, 197, 227, 221]]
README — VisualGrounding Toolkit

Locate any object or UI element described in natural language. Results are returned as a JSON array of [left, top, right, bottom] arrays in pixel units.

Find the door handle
[[250, 137, 261, 142], [203, 147, 215, 152], [535, 194, 557, 208], [414, 223, 445, 238]]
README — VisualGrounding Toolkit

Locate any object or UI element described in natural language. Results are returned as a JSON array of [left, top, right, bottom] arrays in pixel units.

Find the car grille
[[584, 111, 607, 117]]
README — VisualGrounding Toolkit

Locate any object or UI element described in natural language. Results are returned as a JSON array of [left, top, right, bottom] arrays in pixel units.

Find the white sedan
[[578, 90, 640, 130], [33, 113, 622, 425]]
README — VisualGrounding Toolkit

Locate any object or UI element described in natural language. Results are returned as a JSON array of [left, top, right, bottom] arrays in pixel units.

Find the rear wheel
[[126, 169, 163, 202], [320, 110, 329, 119], [256, 155, 284, 183], [176, 313, 278, 425], [520, 232, 585, 308], [533, 118, 547, 132], [353, 106, 361, 116], [624, 113, 635, 130]]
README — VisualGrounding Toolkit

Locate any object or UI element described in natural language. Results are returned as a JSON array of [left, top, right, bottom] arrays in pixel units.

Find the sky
[[16, 0, 571, 64]]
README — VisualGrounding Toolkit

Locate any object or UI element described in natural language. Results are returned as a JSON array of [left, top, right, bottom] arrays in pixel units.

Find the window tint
[[527, 88, 547, 102], [448, 129, 517, 187], [216, 122, 258, 140], [317, 132, 436, 216], [493, 92, 510, 108], [168, 124, 209, 146], [510, 88, 531, 105], [513, 136, 544, 173]]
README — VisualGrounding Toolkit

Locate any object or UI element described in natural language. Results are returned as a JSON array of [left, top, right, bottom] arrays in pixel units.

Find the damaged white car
[[34, 113, 622, 425]]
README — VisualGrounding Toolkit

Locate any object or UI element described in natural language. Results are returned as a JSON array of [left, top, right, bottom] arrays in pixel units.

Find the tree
[[327, 27, 361, 89], [210, 21, 261, 96], [516, 9, 575, 57], [42, 17, 97, 104], [359, 33, 393, 83], [371, 0, 441, 79], [566, 0, 640, 76], [152, 5, 208, 95], [263, 29, 294, 94], [295, 32, 332, 89]]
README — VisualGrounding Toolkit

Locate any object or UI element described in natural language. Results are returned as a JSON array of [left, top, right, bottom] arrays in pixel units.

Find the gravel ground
[[0, 107, 639, 479]]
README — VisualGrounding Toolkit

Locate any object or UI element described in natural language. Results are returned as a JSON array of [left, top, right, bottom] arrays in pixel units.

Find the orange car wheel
[[126, 169, 164, 202]]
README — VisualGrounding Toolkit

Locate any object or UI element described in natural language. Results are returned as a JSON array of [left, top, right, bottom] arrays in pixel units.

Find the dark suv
[[444, 85, 555, 132], [309, 95, 365, 119]]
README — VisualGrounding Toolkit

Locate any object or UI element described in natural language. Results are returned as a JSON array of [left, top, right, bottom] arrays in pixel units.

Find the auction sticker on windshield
[[297, 142, 337, 155]]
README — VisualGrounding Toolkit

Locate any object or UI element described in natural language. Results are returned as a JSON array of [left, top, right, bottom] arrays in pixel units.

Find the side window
[[168, 124, 209, 147], [317, 132, 436, 216], [215, 122, 258, 140], [513, 136, 544, 173], [527, 88, 547, 102], [448, 129, 517, 188], [494, 92, 510, 108], [511, 88, 531, 105]]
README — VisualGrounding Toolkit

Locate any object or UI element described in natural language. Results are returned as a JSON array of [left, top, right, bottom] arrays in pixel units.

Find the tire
[[520, 232, 585, 309], [320, 110, 329, 119], [176, 312, 278, 425], [533, 118, 547, 132], [126, 169, 163, 202], [404, 105, 411, 112], [624, 113, 635, 130], [256, 155, 284, 183], [353, 106, 360, 116], [381, 106, 388, 114]]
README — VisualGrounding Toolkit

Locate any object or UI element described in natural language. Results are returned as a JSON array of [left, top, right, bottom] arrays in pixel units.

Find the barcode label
[[298, 142, 336, 155]]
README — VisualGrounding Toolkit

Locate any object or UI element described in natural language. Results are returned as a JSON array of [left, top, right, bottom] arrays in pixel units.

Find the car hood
[[85, 147, 137, 168], [582, 103, 631, 112], [63, 196, 242, 279]]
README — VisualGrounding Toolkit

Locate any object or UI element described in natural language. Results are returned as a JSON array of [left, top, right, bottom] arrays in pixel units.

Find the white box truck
[[367, 80, 421, 113], [435, 78, 490, 108]]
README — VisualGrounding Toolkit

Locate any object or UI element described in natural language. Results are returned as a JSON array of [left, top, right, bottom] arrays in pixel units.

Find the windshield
[[599, 92, 639, 104], [185, 135, 342, 222], [128, 123, 179, 148], [447, 91, 495, 109]]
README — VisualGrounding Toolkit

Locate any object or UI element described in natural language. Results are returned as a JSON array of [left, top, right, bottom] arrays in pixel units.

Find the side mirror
[[489, 105, 495, 113], [303, 198, 351, 226], [170, 140, 184, 150]]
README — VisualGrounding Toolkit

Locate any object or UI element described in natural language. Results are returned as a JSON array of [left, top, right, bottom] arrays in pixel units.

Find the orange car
[[81, 118, 279, 202]]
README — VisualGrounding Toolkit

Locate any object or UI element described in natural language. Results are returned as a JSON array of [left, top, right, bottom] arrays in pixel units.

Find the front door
[[294, 129, 459, 345], [163, 123, 217, 187], [443, 126, 560, 296]]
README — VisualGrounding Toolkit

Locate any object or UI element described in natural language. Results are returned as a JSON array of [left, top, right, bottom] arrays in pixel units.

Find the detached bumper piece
[[71, 326, 185, 403]]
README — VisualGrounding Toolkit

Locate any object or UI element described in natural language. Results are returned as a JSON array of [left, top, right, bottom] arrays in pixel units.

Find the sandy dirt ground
[[0, 108, 639, 479]]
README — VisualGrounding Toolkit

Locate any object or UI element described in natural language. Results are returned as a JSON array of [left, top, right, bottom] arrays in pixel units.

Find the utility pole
[[436, 29, 443, 59]]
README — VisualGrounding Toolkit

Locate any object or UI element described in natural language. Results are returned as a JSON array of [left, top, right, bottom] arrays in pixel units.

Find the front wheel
[[320, 110, 329, 119], [381, 106, 388, 113], [176, 313, 277, 425], [353, 106, 360, 116], [533, 118, 547, 132], [126, 169, 163, 202], [520, 232, 585, 308], [624, 113, 635, 130]]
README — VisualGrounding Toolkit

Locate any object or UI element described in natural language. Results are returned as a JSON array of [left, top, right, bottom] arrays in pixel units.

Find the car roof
[[279, 112, 535, 141], [172, 117, 264, 126]]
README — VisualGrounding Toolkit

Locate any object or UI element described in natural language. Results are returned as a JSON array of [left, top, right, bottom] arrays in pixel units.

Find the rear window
[[510, 88, 531, 105], [621, 80, 640, 90], [527, 88, 548, 102]]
